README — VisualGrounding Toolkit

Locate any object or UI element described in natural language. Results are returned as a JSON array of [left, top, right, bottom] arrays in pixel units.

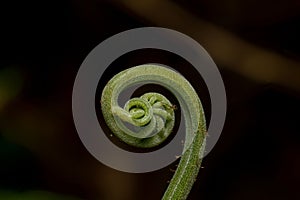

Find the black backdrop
[[1, 1, 299, 200]]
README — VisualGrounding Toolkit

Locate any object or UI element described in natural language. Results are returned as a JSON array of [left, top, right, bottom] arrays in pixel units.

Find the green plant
[[101, 64, 206, 200]]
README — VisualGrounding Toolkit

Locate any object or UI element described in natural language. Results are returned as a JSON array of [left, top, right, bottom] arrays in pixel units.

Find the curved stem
[[101, 64, 206, 200]]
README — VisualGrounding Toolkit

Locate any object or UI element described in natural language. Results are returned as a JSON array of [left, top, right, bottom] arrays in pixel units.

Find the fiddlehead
[[101, 64, 206, 200]]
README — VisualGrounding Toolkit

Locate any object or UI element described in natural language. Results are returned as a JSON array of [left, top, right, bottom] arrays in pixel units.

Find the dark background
[[1, 0, 300, 199]]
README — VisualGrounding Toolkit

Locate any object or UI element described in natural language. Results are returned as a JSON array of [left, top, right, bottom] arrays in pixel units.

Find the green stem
[[101, 64, 206, 200]]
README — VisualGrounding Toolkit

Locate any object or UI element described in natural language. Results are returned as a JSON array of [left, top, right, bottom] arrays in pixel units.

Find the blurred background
[[1, 0, 300, 199]]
